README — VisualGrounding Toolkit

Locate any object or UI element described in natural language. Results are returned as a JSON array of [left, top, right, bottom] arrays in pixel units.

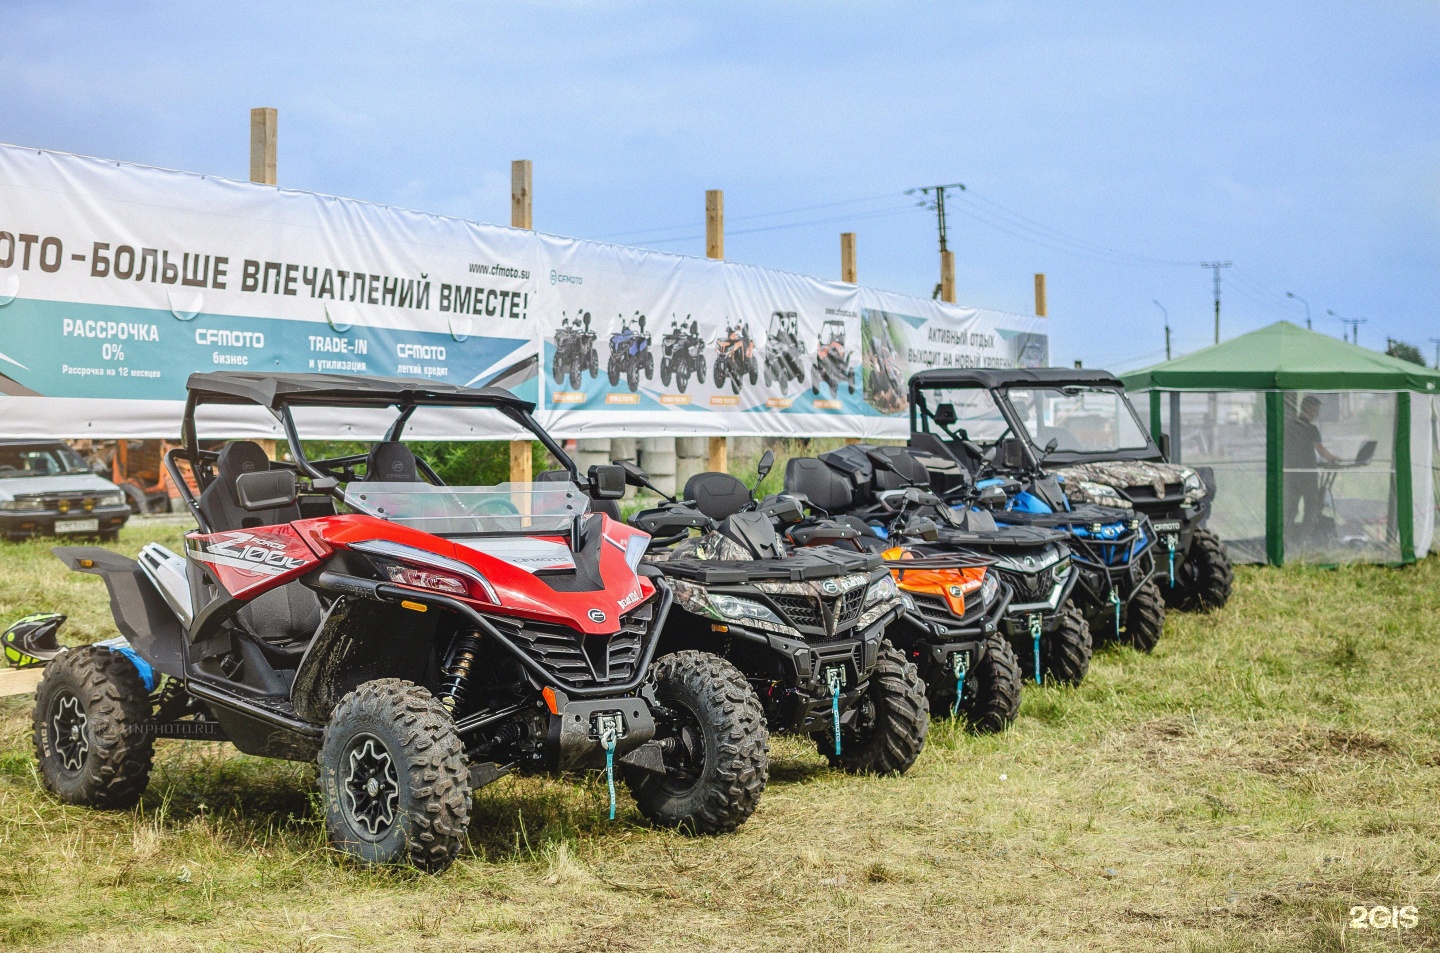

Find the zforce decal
[[186, 525, 318, 597]]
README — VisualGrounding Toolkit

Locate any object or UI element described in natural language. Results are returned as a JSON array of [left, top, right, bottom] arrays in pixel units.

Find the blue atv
[[908, 386, 1166, 652], [607, 312, 654, 392]]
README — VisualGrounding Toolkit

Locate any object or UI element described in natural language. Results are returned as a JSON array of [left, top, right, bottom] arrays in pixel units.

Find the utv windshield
[[1001, 386, 1151, 454], [914, 386, 1013, 444], [347, 481, 590, 536]]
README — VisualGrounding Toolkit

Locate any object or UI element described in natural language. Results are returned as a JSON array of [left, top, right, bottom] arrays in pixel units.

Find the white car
[[0, 441, 131, 541]]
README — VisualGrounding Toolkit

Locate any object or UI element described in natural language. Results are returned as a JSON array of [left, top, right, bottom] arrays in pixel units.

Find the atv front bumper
[[545, 687, 658, 772]]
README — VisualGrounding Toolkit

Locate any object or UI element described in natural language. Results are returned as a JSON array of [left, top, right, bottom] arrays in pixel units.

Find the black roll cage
[[166, 386, 580, 535]]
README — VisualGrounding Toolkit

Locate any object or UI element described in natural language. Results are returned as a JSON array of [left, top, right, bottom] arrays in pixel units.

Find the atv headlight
[[1052, 555, 1072, 583], [1078, 480, 1132, 509], [708, 593, 784, 627], [980, 572, 999, 606], [1183, 471, 1203, 495], [864, 573, 900, 607]]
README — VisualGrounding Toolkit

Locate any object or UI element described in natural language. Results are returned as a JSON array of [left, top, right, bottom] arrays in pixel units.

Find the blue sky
[[3, 1, 1436, 370]]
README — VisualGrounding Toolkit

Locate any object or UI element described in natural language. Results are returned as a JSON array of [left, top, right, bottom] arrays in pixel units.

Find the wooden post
[[511, 160, 534, 493], [706, 189, 727, 473], [840, 232, 857, 283], [249, 108, 277, 185], [1034, 273, 1047, 317], [940, 250, 956, 303]]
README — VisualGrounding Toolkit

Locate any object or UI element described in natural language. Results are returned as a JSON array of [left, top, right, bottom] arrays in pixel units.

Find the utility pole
[[510, 160, 534, 496], [706, 190, 727, 474], [250, 108, 279, 462], [1286, 291, 1311, 330], [1033, 274, 1047, 317], [1199, 261, 1231, 344], [1153, 299, 1170, 360], [840, 232, 856, 283], [1328, 309, 1366, 345], [1430, 337, 1440, 369], [907, 182, 964, 303]]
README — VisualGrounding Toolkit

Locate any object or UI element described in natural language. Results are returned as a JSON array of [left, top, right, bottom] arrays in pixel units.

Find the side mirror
[[617, 460, 651, 488], [933, 403, 958, 427], [1044, 437, 1059, 454], [999, 438, 1029, 471], [977, 484, 1008, 509], [588, 464, 627, 501], [637, 314, 646, 331], [235, 470, 298, 511], [1157, 433, 1171, 461], [583, 312, 591, 329], [756, 449, 774, 484]]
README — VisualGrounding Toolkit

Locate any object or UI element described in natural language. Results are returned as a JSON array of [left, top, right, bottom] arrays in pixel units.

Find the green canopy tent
[[1122, 321, 1440, 566]]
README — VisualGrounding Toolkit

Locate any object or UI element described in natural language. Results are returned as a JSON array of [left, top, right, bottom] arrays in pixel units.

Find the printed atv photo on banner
[[812, 319, 857, 398], [713, 321, 759, 395], [624, 451, 927, 776], [607, 312, 654, 393], [14, 372, 771, 874], [659, 317, 707, 394], [762, 310, 806, 390], [550, 311, 599, 391]]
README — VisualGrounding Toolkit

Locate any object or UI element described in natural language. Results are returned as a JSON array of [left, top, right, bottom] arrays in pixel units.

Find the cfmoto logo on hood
[[588, 609, 607, 623]]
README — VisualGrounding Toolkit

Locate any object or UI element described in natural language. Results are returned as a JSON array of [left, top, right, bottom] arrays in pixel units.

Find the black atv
[[812, 319, 856, 398], [659, 317, 707, 393], [607, 312, 654, 392], [626, 452, 928, 775], [909, 368, 1233, 612], [763, 311, 806, 390], [551, 311, 600, 391], [713, 322, 759, 395]]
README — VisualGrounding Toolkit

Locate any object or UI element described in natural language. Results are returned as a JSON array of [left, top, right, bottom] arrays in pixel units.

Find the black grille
[[499, 603, 651, 688], [1000, 569, 1050, 603], [836, 587, 865, 627], [911, 592, 957, 625], [770, 593, 823, 630], [1123, 483, 1182, 502]]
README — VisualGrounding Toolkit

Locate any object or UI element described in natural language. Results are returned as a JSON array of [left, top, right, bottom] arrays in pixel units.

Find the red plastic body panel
[[185, 524, 323, 599], [296, 512, 654, 635]]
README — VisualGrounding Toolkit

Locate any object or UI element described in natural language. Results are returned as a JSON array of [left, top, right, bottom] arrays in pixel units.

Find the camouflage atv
[[907, 368, 1233, 612]]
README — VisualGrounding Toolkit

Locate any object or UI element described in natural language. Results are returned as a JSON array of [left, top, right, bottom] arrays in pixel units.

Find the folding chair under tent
[[1122, 321, 1440, 566]]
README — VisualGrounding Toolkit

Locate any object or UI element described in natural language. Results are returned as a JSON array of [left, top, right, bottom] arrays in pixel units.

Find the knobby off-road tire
[[1021, 602, 1092, 687], [1165, 528, 1234, 612], [34, 646, 154, 809], [946, 635, 1022, 734], [624, 651, 769, 835], [318, 679, 470, 873], [817, 641, 928, 775], [1118, 577, 1166, 653]]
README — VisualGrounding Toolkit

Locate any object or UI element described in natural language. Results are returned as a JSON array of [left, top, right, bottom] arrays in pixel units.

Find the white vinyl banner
[[0, 144, 1047, 440]]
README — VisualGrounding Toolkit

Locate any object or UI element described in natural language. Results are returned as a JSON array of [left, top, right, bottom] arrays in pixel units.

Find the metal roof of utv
[[185, 372, 535, 412], [908, 367, 1124, 391]]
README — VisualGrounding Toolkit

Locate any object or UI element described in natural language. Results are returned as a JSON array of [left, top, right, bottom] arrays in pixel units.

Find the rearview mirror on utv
[[617, 460, 651, 488], [933, 403, 958, 427], [588, 464, 627, 500], [999, 437, 1030, 470], [976, 484, 1008, 509], [235, 470, 299, 511]]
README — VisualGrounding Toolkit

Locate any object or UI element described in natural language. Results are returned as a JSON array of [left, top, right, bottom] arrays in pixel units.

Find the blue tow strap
[[599, 719, 618, 820], [827, 668, 843, 755], [1110, 588, 1123, 635], [950, 652, 969, 719], [1167, 536, 1177, 588], [1029, 614, 1043, 686]]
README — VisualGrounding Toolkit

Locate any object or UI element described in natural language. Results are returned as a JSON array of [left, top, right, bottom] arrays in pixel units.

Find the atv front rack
[[655, 548, 881, 586]]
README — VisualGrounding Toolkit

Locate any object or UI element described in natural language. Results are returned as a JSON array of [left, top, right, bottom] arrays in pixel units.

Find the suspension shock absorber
[[440, 630, 485, 711]]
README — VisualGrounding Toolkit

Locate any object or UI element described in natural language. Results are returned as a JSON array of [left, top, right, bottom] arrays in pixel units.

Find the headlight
[[0, 499, 44, 511], [1183, 471, 1203, 495], [708, 593, 784, 627], [1052, 555, 1072, 582], [1078, 480, 1132, 509], [98, 492, 126, 507], [980, 572, 999, 606], [864, 573, 900, 607], [349, 539, 499, 604]]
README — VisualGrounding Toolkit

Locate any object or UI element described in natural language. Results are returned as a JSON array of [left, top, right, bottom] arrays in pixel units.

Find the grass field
[[1, 518, 1437, 952]]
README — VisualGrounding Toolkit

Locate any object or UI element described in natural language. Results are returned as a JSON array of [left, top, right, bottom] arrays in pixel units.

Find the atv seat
[[782, 457, 854, 516], [684, 472, 752, 522], [199, 441, 302, 532]]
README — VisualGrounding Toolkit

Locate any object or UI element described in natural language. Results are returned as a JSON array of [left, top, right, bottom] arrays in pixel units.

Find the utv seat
[[684, 472, 751, 522], [365, 441, 423, 482], [196, 441, 321, 663]]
